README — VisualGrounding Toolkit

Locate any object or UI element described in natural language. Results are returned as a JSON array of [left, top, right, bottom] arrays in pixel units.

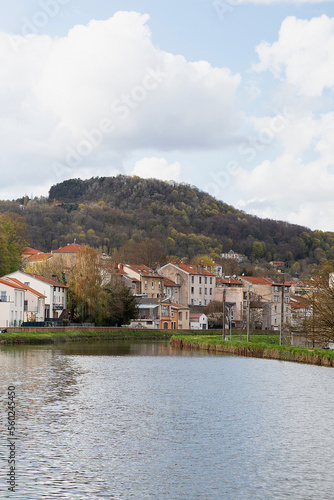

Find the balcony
[[135, 314, 160, 320], [53, 304, 64, 311]]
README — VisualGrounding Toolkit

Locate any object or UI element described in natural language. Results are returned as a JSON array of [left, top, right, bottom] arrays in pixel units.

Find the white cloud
[[235, 151, 334, 230], [0, 11, 241, 197], [234, 0, 334, 3], [131, 157, 181, 182], [254, 15, 334, 96]]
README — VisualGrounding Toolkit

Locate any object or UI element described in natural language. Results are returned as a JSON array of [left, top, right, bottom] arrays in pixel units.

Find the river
[[1, 340, 334, 499]]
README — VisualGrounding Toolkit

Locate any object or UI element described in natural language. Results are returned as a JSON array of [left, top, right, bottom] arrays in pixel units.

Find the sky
[[2, 0, 334, 231]]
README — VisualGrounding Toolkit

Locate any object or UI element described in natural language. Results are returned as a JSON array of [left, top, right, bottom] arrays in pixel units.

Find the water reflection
[[0, 341, 334, 499]]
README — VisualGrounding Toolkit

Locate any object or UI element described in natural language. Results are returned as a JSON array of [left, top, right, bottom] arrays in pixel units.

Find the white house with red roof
[[190, 312, 208, 330], [0, 278, 26, 328], [5, 271, 68, 320], [2, 277, 45, 323], [158, 263, 216, 307]]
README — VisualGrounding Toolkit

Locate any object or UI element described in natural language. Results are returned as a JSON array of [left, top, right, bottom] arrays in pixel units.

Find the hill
[[2, 175, 334, 270]]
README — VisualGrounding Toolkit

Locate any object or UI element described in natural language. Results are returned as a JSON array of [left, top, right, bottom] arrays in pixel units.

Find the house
[[119, 264, 165, 299], [130, 297, 190, 330], [221, 250, 246, 263], [5, 271, 68, 320], [238, 276, 291, 330], [0, 278, 26, 328], [50, 243, 82, 274], [190, 313, 208, 330], [3, 277, 45, 323], [158, 263, 216, 307], [215, 276, 244, 328], [290, 295, 312, 327], [162, 276, 180, 303]]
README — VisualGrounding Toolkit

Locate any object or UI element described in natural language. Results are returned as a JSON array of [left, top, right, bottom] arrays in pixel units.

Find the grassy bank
[[171, 335, 334, 367], [0, 329, 174, 345], [0, 328, 219, 346]]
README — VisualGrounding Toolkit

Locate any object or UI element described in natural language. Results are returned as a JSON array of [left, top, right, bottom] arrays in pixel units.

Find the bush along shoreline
[[170, 335, 334, 368]]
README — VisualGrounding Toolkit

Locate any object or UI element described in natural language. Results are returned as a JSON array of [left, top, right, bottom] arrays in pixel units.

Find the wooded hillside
[[2, 175, 334, 269]]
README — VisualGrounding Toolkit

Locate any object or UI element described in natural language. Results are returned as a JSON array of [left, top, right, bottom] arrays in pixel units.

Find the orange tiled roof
[[3, 278, 46, 298], [0, 278, 26, 290], [291, 295, 312, 309], [25, 273, 68, 288], [52, 244, 82, 253], [216, 276, 241, 285], [124, 264, 165, 278], [176, 263, 216, 276], [163, 276, 180, 287], [28, 252, 51, 262], [22, 247, 42, 256], [239, 276, 273, 285]]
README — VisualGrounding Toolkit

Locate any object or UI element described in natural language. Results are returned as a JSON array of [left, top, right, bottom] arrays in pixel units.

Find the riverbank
[[171, 335, 334, 367], [0, 328, 219, 345]]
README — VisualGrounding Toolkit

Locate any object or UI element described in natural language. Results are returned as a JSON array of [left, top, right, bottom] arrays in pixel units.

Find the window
[[186, 312, 188, 319], [24, 282, 30, 287], [191, 299, 194, 305], [161, 305, 169, 316], [284, 287, 289, 293], [163, 322, 168, 329], [199, 277, 202, 284], [286, 306, 289, 313], [144, 280, 147, 289], [171, 310, 174, 317], [158, 281, 161, 289], [0, 291, 7, 302], [178, 312, 182, 320], [205, 288, 207, 295], [205, 277, 207, 284], [210, 277, 212, 284], [209, 288, 212, 295], [176, 274, 180, 284], [199, 299, 202, 305], [274, 286, 279, 292], [191, 276, 194, 283], [152, 281, 154, 289], [274, 305, 277, 312], [199, 287, 202, 295], [204, 299, 207, 305], [274, 295, 279, 302], [274, 318, 277, 324], [285, 297, 289, 303], [191, 287, 194, 294]]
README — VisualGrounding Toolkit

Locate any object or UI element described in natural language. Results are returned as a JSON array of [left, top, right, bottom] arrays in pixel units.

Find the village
[[0, 243, 314, 342]]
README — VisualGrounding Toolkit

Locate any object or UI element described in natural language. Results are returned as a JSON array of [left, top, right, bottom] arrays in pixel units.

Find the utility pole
[[247, 289, 250, 342], [280, 282, 284, 345], [222, 288, 226, 340]]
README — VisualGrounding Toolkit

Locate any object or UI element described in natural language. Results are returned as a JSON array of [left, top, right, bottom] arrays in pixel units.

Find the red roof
[[28, 252, 51, 261], [239, 276, 273, 285], [175, 263, 216, 276], [52, 244, 82, 253], [216, 276, 241, 286], [0, 278, 26, 290], [163, 277, 180, 287], [22, 247, 42, 256], [123, 264, 164, 278], [3, 278, 46, 298], [291, 295, 311, 309], [25, 273, 68, 288]]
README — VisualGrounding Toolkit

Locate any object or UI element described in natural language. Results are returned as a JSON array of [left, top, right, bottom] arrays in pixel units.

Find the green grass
[[170, 334, 334, 366], [0, 329, 173, 345]]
